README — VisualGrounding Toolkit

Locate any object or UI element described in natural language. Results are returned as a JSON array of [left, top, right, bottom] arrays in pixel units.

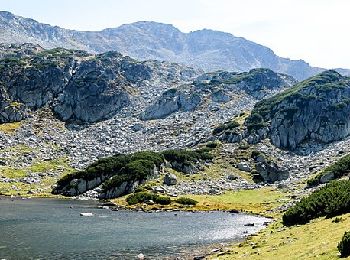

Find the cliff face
[[0, 44, 296, 125], [0, 45, 199, 123], [247, 70, 350, 149], [142, 68, 296, 120]]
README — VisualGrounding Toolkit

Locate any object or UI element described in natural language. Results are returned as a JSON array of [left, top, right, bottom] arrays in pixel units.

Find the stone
[[319, 171, 335, 184], [259, 71, 350, 150], [237, 162, 252, 172], [255, 161, 289, 183], [80, 212, 94, 217], [163, 173, 177, 186]]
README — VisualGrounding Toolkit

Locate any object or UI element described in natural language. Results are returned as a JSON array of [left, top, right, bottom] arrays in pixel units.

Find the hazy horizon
[[1, 0, 349, 69]]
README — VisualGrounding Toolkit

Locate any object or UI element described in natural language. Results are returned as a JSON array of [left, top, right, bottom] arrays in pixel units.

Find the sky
[[1, 0, 350, 69]]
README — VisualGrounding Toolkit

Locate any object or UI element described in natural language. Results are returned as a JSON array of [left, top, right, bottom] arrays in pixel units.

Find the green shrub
[[338, 231, 350, 257], [155, 196, 171, 205], [56, 148, 213, 194], [162, 148, 213, 165], [212, 120, 239, 135], [307, 154, 350, 187], [175, 197, 198, 205], [131, 151, 164, 167], [283, 180, 350, 226], [206, 141, 219, 149], [57, 154, 130, 187], [251, 150, 263, 159], [126, 192, 171, 205]]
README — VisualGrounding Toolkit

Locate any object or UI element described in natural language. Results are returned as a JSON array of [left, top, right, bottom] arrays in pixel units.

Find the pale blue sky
[[1, 0, 350, 69]]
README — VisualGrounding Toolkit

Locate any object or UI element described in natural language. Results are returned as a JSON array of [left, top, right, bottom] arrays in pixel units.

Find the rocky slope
[[142, 68, 296, 120], [0, 44, 199, 123], [0, 44, 296, 126], [1, 11, 345, 80], [246, 70, 350, 150]]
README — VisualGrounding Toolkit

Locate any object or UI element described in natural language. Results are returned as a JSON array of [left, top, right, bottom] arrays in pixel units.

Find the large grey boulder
[[255, 161, 289, 183], [163, 173, 177, 185], [237, 162, 252, 172]]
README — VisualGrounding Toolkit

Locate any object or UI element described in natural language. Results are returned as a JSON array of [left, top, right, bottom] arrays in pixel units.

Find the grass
[[187, 187, 288, 216], [0, 122, 22, 134], [213, 213, 350, 260], [0, 157, 75, 197], [4, 144, 33, 153], [112, 187, 288, 217], [28, 157, 73, 173], [0, 167, 26, 178]]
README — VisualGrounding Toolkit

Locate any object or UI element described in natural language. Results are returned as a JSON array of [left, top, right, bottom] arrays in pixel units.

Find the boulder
[[237, 162, 252, 172], [255, 161, 289, 183], [163, 173, 177, 185], [319, 171, 335, 184]]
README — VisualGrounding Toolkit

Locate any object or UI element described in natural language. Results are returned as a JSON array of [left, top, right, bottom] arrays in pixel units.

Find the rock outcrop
[[141, 89, 201, 120], [246, 70, 350, 150], [143, 68, 296, 120], [0, 45, 199, 123]]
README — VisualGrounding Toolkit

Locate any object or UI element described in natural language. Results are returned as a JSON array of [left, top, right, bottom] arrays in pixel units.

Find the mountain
[[142, 68, 295, 120], [245, 70, 350, 150], [0, 11, 345, 81], [0, 44, 200, 123], [0, 44, 295, 125]]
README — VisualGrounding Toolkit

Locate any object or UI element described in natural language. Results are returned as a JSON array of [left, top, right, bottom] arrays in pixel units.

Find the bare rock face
[[141, 88, 201, 120], [246, 70, 350, 150], [142, 68, 295, 120], [53, 52, 136, 123], [0, 45, 199, 124]]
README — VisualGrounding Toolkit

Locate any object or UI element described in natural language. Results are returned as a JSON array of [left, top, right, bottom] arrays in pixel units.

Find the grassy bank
[[213, 213, 350, 260], [112, 187, 289, 217]]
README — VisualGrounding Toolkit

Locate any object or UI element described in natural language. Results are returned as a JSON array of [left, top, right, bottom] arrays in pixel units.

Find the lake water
[[0, 197, 270, 259]]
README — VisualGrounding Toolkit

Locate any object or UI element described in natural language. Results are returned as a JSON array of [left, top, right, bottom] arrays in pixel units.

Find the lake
[[0, 197, 270, 259]]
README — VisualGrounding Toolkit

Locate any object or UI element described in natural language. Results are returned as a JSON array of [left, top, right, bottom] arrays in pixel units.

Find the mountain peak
[[0, 11, 15, 18], [0, 11, 348, 80]]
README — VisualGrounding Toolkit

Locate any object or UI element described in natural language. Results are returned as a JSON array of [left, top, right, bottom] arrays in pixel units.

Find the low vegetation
[[56, 148, 214, 192], [0, 121, 22, 134], [187, 187, 287, 216], [307, 153, 350, 186], [162, 148, 213, 165], [126, 191, 171, 205], [283, 180, 350, 226], [215, 213, 350, 260], [338, 231, 350, 258], [175, 197, 198, 205], [212, 120, 239, 135]]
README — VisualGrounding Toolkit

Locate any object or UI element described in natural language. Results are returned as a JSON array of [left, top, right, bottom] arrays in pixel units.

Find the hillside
[[0, 11, 341, 81], [245, 70, 350, 150]]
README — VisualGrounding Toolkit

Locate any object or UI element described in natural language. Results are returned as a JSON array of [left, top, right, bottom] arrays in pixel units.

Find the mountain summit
[[0, 11, 347, 80]]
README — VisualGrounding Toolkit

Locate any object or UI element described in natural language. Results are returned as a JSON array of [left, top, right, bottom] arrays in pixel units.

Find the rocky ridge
[[1, 11, 348, 81], [245, 70, 350, 150], [0, 44, 200, 123]]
